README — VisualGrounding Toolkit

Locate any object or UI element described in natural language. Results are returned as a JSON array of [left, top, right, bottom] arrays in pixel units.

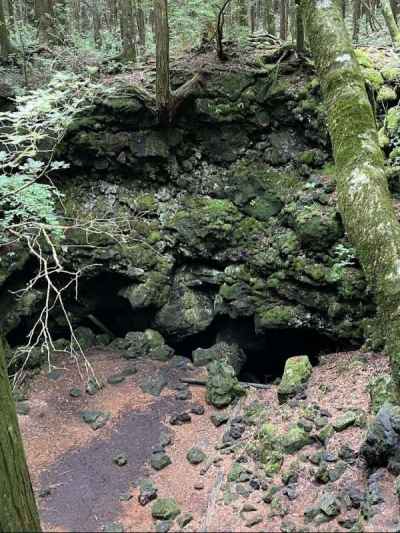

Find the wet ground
[[19, 349, 400, 532]]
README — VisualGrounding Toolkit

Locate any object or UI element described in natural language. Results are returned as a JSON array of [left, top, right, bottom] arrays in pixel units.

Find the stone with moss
[[385, 106, 400, 135], [333, 411, 357, 431], [368, 374, 396, 414], [278, 356, 313, 403], [362, 68, 384, 90], [151, 498, 181, 521], [378, 128, 390, 149], [206, 360, 245, 408], [355, 49, 373, 68], [382, 66, 400, 82], [377, 85, 397, 103], [282, 424, 312, 453]]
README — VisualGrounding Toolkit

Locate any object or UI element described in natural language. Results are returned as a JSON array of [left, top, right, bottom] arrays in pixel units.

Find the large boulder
[[192, 342, 246, 375], [112, 329, 174, 361], [361, 403, 400, 474]]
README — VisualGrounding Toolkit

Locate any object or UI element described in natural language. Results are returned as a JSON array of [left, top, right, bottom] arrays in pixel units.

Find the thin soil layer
[[19, 348, 399, 532]]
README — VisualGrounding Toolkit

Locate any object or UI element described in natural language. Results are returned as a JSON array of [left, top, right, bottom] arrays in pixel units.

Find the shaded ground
[[19, 349, 400, 532]]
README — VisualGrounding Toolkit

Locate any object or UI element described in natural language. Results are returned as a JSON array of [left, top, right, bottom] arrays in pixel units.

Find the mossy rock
[[385, 106, 400, 135], [292, 204, 343, 251], [355, 49, 373, 68], [278, 356, 313, 403], [151, 498, 181, 520], [381, 66, 400, 82], [362, 68, 384, 91], [377, 86, 397, 103], [206, 359, 245, 408], [368, 374, 396, 414], [282, 424, 312, 453], [378, 127, 390, 149], [255, 305, 302, 332]]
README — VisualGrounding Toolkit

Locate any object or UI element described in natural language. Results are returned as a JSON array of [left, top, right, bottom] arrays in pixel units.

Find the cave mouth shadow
[[169, 317, 349, 384]]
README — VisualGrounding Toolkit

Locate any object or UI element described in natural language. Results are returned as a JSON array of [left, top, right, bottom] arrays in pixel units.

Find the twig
[[180, 377, 271, 390]]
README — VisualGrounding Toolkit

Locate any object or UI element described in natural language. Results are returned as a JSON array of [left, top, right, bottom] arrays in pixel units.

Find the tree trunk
[[249, 0, 257, 33], [0, 338, 42, 532], [302, 0, 400, 401], [264, 0, 276, 33], [136, 0, 146, 48], [72, 0, 80, 34], [154, 0, 170, 119], [352, 0, 361, 41], [0, 0, 12, 60], [92, 0, 102, 48], [381, 0, 400, 46], [296, 2, 304, 52], [36, 0, 57, 44], [120, 0, 137, 61], [280, 0, 288, 39]]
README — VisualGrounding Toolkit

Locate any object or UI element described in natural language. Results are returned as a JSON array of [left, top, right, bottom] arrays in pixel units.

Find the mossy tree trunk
[[120, 0, 137, 61], [381, 0, 400, 47], [0, 0, 13, 60], [0, 338, 42, 532], [302, 0, 400, 401]]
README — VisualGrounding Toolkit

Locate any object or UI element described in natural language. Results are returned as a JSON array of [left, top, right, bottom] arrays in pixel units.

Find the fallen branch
[[216, 0, 234, 61], [180, 377, 271, 390]]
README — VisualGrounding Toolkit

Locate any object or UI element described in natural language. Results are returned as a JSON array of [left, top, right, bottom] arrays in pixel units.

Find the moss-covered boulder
[[368, 374, 396, 414], [282, 424, 312, 453], [192, 342, 246, 374], [259, 422, 284, 475], [151, 498, 181, 520], [377, 86, 397, 103], [206, 360, 245, 408], [278, 356, 313, 403]]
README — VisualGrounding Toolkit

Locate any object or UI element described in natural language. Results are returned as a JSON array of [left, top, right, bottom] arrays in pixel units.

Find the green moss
[[362, 67, 384, 90], [368, 374, 396, 414], [378, 127, 390, 148], [381, 66, 400, 82], [355, 49, 373, 68], [377, 85, 397, 103], [282, 425, 312, 453], [385, 106, 400, 134], [255, 305, 299, 330], [278, 356, 313, 403]]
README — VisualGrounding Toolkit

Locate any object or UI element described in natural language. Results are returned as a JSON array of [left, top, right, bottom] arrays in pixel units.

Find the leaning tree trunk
[[0, 338, 42, 532], [381, 0, 400, 47], [302, 0, 400, 401]]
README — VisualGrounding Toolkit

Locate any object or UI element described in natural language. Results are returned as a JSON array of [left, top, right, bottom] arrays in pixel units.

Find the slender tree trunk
[[280, 0, 288, 39], [6, 0, 14, 29], [0, 338, 42, 532], [0, 0, 12, 60], [296, 2, 304, 52], [92, 0, 102, 48], [154, 0, 170, 119], [36, 0, 58, 44], [72, 0, 80, 34], [249, 0, 257, 32], [381, 0, 400, 46], [120, 0, 137, 60], [302, 0, 400, 401], [136, 0, 146, 48], [352, 0, 361, 41], [264, 0, 276, 33]]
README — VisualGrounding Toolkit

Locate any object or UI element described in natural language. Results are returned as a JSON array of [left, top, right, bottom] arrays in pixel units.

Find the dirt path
[[19, 349, 400, 532]]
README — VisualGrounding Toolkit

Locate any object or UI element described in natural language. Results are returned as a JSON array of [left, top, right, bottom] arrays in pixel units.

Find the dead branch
[[216, 0, 234, 61]]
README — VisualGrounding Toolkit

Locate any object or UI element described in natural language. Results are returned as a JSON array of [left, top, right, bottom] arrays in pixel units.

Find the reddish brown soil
[[20, 349, 399, 532]]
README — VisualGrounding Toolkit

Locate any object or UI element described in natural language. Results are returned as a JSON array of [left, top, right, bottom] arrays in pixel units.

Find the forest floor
[[18, 348, 400, 532]]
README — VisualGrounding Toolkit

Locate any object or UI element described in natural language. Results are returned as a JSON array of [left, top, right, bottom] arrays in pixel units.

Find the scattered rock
[[368, 374, 396, 415], [80, 410, 110, 430], [187, 447, 207, 465], [319, 491, 341, 517], [282, 424, 311, 453], [245, 514, 263, 527], [339, 445, 358, 464], [155, 520, 173, 533], [139, 478, 157, 506], [361, 403, 400, 470], [277, 356, 312, 403], [151, 452, 172, 471], [333, 411, 357, 432], [38, 487, 51, 498], [16, 402, 30, 416], [176, 389, 191, 401], [141, 372, 167, 396], [177, 513, 193, 528], [159, 431, 173, 448], [113, 453, 128, 467], [107, 373, 126, 385], [85, 377, 103, 396], [69, 387, 82, 398], [210, 413, 229, 427], [192, 342, 246, 374], [280, 520, 297, 533], [152, 498, 181, 520], [47, 369, 63, 381], [194, 482, 204, 490], [102, 522, 124, 533], [170, 412, 191, 425], [191, 404, 205, 415]]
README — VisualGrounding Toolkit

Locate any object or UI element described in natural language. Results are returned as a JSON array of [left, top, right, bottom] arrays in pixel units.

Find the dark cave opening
[[169, 316, 345, 384]]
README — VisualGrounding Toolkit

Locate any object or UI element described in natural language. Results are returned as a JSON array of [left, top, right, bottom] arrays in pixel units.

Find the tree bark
[[92, 0, 102, 48], [154, 0, 170, 120], [381, 0, 400, 47], [302, 0, 400, 401], [120, 0, 137, 61], [136, 0, 146, 48], [296, 2, 304, 52], [352, 0, 361, 41], [0, 338, 42, 532], [0, 0, 13, 60], [264, 0, 276, 33], [280, 0, 288, 39]]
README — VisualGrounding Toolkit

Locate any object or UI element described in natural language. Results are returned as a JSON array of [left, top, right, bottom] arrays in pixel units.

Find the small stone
[[304, 506, 320, 523], [339, 445, 357, 464], [319, 492, 341, 517], [69, 387, 82, 398], [155, 521, 172, 533], [151, 452, 172, 471], [269, 496, 288, 518], [159, 432, 173, 448], [47, 369, 63, 381], [139, 478, 157, 506], [314, 464, 330, 484], [245, 514, 263, 527], [191, 404, 205, 415], [91, 412, 110, 430], [210, 413, 229, 427], [298, 418, 313, 432], [395, 476, 400, 498], [323, 451, 338, 463], [120, 366, 137, 377], [194, 482, 204, 490], [38, 487, 51, 498], [281, 520, 297, 533], [238, 472, 251, 482], [86, 377, 102, 396], [278, 356, 313, 403], [262, 485, 280, 504], [152, 498, 181, 520], [16, 402, 30, 416], [107, 374, 126, 385], [177, 513, 193, 528], [176, 389, 190, 401], [80, 410, 110, 431], [228, 462, 246, 482], [328, 461, 347, 482], [283, 485, 297, 501], [338, 511, 359, 530], [318, 424, 334, 444], [310, 451, 324, 465], [333, 411, 357, 432], [113, 453, 128, 467], [249, 478, 261, 491], [241, 503, 257, 513], [229, 423, 246, 440], [282, 425, 311, 453], [119, 493, 133, 502], [187, 447, 207, 465], [102, 523, 124, 533], [314, 416, 329, 429], [236, 484, 251, 498], [141, 373, 167, 397], [170, 412, 191, 425]]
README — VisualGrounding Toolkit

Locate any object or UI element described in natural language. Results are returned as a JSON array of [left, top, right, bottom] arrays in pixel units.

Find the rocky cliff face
[[1, 59, 378, 369]]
